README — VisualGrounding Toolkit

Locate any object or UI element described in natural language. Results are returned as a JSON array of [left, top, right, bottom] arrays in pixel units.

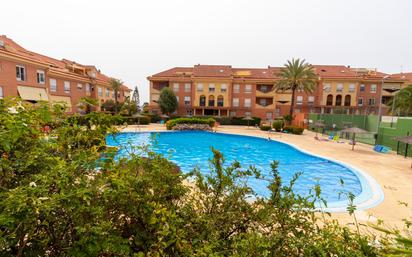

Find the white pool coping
[[113, 130, 385, 213]]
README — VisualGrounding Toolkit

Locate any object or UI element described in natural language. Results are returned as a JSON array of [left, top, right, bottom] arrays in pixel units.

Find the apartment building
[[147, 64, 407, 121], [0, 35, 131, 112]]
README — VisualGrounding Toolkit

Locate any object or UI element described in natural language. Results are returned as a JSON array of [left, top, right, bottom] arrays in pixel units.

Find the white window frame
[[358, 97, 363, 106], [245, 111, 251, 117], [245, 84, 252, 93], [197, 83, 203, 92], [184, 83, 191, 92], [244, 98, 251, 107], [175, 96, 179, 103], [221, 83, 227, 92], [173, 83, 179, 92], [37, 70, 45, 84], [233, 84, 240, 93], [360, 84, 365, 92], [296, 96, 303, 105], [98, 87, 103, 97], [208, 83, 215, 92], [50, 78, 57, 92], [184, 96, 191, 105], [64, 81, 70, 93], [371, 84, 377, 93], [336, 83, 343, 92], [349, 83, 355, 92], [259, 98, 267, 106], [308, 96, 315, 103], [0, 86, 3, 99], [106, 88, 110, 97], [232, 98, 239, 107], [323, 83, 331, 92], [368, 98, 376, 106], [86, 83, 91, 92], [16, 65, 26, 81], [77, 83, 83, 90]]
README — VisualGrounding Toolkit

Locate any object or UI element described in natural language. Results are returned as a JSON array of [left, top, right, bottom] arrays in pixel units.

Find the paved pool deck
[[121, 124, 412, 228]]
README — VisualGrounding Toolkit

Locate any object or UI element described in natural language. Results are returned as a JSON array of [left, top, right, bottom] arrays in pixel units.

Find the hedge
[[283, 126, 304, 135], [166, 117, 216, 130], [272, 120, 284, 132], [260, 125, 271, 131]]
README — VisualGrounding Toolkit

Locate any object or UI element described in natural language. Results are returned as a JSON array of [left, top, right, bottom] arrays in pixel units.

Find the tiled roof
[[391, 72, 412, 82], [314, 65, 358, 78], [193, 65, 232, 77]]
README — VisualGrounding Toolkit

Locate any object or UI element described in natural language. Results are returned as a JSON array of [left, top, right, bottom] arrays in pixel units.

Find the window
[[37, 70, 45, 84], [184, 96, 191, 105], [77, 83, 83, 90], [98, 87, 103, 97], [230, 111, 236, 117], [344, 95, 351, 106], [308, 96, 315, 104], [16, 65, 26, 81], [209, 83, 215, 92], [50, 79, 57, 92], [175, 96, 179, 103], [184, 83, 191, 92], [296, 96, 303, 105], [266, 112, 273, 120], [368, 98, 376, 106], [64, 81, 70, 93], [323, 83, 331, 92], [360, 84, 365, 92], [335, 95, 342, 106], [326, 94, 333, 105], [371, 84, 377, 93], [106, 88, 110, 97], [244, 98, 251, 108], [199, 95, 206, 106], [233, 84, 240, 93], [275, 108, 280, 116], [260, 85, 268, 92], [208, 95, 215, 106], [358, 97, 363, 106], [197, 83, 203, 92], [245, 84, 252, 93], [173, 83, 179, 92], [217, 96, 224, 106], [86, 83, 91, 92], [259, 98, 267, 106], [220, 84, 227, 93], [349, 83, 355, 92], [232, 98, 239, 107], [336, 83, 343, 92], [0, 86, 3, 99], [245, 111, 251, 117]]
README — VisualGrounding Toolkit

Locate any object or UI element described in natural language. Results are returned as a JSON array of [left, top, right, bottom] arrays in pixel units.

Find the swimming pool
[[106, 131, 384, 212]]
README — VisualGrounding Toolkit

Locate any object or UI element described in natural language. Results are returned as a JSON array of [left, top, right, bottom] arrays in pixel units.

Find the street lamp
[[376, 75, 390, 132]]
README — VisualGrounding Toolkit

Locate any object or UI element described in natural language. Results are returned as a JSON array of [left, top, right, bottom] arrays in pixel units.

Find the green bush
[[283, 126, 304, 135], [272, 120, 284, 131], [260, 125, 272, 131], [166, 117, 216, 130], [121, 115, 151, 125]]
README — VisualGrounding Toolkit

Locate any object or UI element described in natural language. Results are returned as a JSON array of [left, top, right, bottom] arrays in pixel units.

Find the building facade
[[0, 35, 131, 112], [148, 64, 407, 121]]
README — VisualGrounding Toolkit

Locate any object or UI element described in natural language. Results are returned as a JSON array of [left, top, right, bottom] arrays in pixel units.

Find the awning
[[17, 86, 49, 101], [49, 95, 72, 108]]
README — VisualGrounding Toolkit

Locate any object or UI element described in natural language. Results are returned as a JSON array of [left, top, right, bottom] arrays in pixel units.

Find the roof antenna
[[400, 65, 403, 74]]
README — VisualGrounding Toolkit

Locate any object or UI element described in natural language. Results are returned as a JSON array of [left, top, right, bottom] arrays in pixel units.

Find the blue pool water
[[107, 131, 369, 208]]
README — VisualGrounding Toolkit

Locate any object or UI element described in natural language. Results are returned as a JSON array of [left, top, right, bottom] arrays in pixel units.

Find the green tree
[[109, 78, 123, 113], [79, 97, 98, 114], [387, 85, 412, 116], [142, 102, 149, 114], [275, 58, 318, 123], [157, 87, 178, 115]]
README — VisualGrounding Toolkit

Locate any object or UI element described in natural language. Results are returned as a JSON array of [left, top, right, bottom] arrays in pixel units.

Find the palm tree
[[274, 58, 318, 123], [79, 97, 98, 114], [110, 78, 123, 113], [386, 85, 412, 116]]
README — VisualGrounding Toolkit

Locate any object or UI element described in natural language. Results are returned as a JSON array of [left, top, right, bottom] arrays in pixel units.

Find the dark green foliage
[[207, 116, 261, 126], [166, 117, 215, 130], [0, 99, 388, 256], [272, 120, 284, 131], [157, 87, 178, 115], [283, 125, 305, 135], [101, 99, 124, 113], [260, 125, 271, 131]]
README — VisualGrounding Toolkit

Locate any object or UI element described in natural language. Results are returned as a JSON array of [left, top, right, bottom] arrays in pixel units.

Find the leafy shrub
[[283, 126, 304, 135], [166, 117, 215, 130], [121, 115, 151, 125], [260, 125, 271, 131], [272, 120, 284, 131]]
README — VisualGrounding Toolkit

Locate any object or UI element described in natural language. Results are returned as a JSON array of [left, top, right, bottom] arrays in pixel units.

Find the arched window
[[208, 95, 215, 107], [326, 94, 333, 106], [199, 95, 206, 106], [335, 95, 342, 106], [217, 95, 224, 107], [344, 95, 351, 106]]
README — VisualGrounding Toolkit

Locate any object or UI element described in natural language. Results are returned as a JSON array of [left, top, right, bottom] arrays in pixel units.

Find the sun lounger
[[373, 145, 391, 153]]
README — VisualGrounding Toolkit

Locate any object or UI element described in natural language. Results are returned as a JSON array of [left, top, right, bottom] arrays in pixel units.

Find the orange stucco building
[[148, 64, 407, 121], [0, 35, 131, 112]]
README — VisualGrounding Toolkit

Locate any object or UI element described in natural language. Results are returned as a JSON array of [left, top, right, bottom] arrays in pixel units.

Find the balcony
[[255, 103, 275, 109], [256, 84, 275, 97]]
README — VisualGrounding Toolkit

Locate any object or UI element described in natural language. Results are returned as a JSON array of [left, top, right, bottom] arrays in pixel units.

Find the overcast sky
[[2, 0, 411, 102]]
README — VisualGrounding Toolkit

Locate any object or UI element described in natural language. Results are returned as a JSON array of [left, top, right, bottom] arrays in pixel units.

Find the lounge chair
[[373, 145, 391, 153]]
